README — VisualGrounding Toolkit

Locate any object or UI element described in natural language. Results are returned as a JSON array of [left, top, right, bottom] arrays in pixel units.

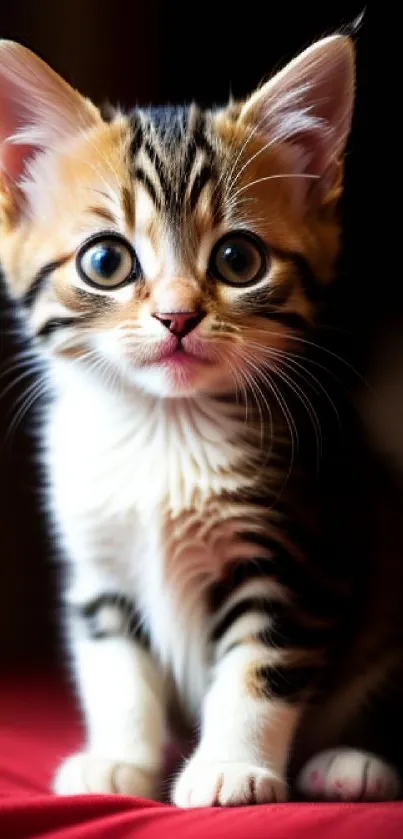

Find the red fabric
[[1, 671, 403, 838]]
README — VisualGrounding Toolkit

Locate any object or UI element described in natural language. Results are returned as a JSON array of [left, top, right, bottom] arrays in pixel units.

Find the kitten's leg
[[173, 542, 330, 808], [173, 640, 311, 807], [53, 596, 167, 799], [297, 748, 401, 801]]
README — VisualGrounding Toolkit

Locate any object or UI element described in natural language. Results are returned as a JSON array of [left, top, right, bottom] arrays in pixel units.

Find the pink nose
[[152, 310, 205, 338]]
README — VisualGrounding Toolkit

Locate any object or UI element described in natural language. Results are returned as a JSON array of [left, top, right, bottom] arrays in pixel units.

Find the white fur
[[173, 644, 300, 806], [297, 748, 401, 802], [71, 635, 166, 768], [48, 365, 258, 700], [53, 754, 159, 797], [47, 354, 301, 800]]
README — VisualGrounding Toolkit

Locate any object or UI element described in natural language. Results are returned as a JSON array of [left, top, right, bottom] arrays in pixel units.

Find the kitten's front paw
[[297, 748, 401, 802], [53, 751, 158, 798], [172, 759, 286, 807]]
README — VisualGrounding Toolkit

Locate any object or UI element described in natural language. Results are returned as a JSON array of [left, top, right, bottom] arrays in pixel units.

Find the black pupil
[[223, 242, 252, 276], [91, 246, 122, 279]]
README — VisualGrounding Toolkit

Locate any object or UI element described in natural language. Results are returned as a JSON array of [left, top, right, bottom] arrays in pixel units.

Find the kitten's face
[[0, 38, 354, 399]]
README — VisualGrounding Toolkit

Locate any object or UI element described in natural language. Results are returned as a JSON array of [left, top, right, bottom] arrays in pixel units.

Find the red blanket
[[1, 671, 402, 838]]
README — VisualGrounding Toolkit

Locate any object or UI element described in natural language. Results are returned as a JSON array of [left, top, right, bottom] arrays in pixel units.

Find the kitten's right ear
[[0, 41, 100, 194], [238, 35, 355, 203]]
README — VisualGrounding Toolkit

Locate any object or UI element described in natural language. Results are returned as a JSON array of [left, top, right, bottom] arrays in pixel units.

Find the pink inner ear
[[0, 141, 38, 181], [0, 79, 38, 180], [239, 37, 354, 193], [288, 124, 334, 183], [0, 42, 100, 187]]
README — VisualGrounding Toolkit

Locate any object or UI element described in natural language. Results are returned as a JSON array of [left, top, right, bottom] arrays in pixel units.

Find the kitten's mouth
[[152, 337, 213, 368], [158, 345, 211, 368]]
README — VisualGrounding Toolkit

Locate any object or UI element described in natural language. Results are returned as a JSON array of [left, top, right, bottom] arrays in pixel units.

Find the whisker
[[226, 131, 299, 194], [217, 122, 261, 194], [4, 377, 50, 447], [248, 359, 297, 497], [245, 341, 342, 429], [0, 366, 43, 402], [238, 353, 275, 454], [231, 172, 319, 201], [0, 357, 43, 383], [267, 350, 342, 431], [271, 363, 322, 467], [238, 326, 369, 387]]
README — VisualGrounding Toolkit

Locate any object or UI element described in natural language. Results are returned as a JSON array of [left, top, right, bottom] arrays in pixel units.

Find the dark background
[[0, 2, 368, 664]]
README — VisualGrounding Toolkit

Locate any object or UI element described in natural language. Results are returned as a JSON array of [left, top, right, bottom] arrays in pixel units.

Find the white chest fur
[[47, 370, 257, 708]]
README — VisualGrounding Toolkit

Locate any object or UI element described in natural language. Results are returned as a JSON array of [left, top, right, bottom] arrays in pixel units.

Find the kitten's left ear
[[239, 35, 355, 198], [0, 40, 100, 189]]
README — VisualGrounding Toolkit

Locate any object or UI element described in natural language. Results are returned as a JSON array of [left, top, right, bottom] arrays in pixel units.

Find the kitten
[[0, 35, 401, 807]]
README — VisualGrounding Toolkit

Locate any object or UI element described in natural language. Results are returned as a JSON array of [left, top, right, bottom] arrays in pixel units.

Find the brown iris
[[208, 231, 269, 287]]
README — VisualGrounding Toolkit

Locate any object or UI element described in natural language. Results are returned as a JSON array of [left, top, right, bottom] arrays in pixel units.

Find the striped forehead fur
[[128, 105, 225, 229]]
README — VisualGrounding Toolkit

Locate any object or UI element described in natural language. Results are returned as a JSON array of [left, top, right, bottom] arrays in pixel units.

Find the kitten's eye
[[209, 231, 268, 287], [76, 234, 140, 289]]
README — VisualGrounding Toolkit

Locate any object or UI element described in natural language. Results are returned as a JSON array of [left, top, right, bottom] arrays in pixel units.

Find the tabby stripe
[[242, 254, 317, 318], [237, 533, 344, 618], [256, 664, 318, 700], [192, 112, 215, 162], [23, 256, 70, 309], [134, 166, 161, 209], [238, 532, 296, 561], [209, 557, 276, 611], [211, 596, 280, 642], [189, 163, 214, 210], [129, 118, 144, 158], [37, 317, 80, 339], [182, 139, 198, 185], [241, 285, 307, 330], [143, 139, 172, 204], [257, 603, 332, 649], [242, 287, 289, 312], [74, 287, 112, 312], [211, 592, 331, 648], [76, 593, 148, 646]]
